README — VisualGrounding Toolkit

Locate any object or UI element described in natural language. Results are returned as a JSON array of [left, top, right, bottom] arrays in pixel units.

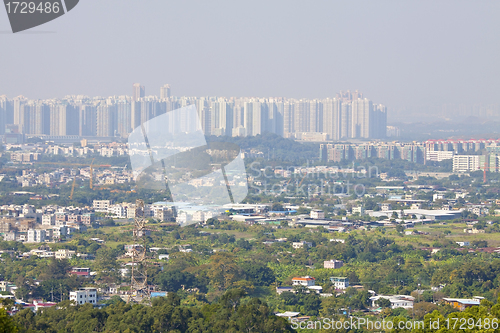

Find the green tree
[[376, 297, 392, 308], [0, 308, 18, 333], [241, 262, 275, 286], [156, 270, 197, 292]]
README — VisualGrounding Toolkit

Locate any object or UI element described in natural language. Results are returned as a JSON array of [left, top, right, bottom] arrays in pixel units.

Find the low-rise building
[[42, 214, 55, 226], [324, 260, 344, 269], [93, 200, 112, 213], [292, 276, 315, 287], [381, 203, 392, 211], [370, 295, 414, 309], [81, 213, 95, 225], [55, 249, 76, 260], [69, 268, 91, 277], [330, 238, 345, 244], [310, 210, 325, 219], [70, 288, 98, 305], [52, 226, 68, 240], [464, 228, 485, 234], [27, 229, 47, 243], [352, 206, 365, 215], [2, 231, 16, 242], [442, 297, 483, 311], [276, 286, 294, 295], [292, 241, 313, 249], [0, 281, 16, 293], [330, 277, 349, 289]]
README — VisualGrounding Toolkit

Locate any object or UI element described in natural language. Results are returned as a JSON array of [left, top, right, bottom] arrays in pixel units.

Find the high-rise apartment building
[[351, 98, 372, 139], [13, 96, 27, 129], [49, 104, 79, 136], [160, 84, 171, 99], [24, 102, 50, 135], [116, 100, 132, 138], [340, 102, 351, 139], [0, 89, 388, 140], [210, 99, 233, 136], [96, 104, 116, 137], [79, 105, 97, 136], [322, 98, 341, 141], [132, 83, 145, 102]]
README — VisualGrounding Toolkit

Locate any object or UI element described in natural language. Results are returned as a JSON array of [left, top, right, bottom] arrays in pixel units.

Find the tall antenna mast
[[128, 199, 150, 304]]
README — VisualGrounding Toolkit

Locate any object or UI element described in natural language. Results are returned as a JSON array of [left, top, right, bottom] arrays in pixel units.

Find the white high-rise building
[[210, 99, 233, 136], [351, 98, 372, 139], [309, 100, 322, 133], [132, 83, 145, 102], [340, 102, 351, 139], [244, 101, 264, 136], [294, 100, 309, 133], [322, 98, 342, 140], [160, 84, 171, 99]]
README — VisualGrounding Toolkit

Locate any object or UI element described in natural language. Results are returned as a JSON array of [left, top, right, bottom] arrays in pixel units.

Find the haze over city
[[3, 1, 500, 331], [1, 0, 500, 122]]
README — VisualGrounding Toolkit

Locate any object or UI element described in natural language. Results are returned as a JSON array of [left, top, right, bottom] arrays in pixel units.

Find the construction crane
[[70, 157, 96, 190], [69, 177, 77, 200], [36, 158, 111, 190], [298, 174, 307, 187], [89, 158, 95, 190], [482, 157, 497, 183]]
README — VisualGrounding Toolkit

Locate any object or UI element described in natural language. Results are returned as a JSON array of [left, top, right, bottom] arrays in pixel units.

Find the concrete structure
[[324, 260, 344, 269], [370, 208, 462, 221], [292, 276, 315, 287], [52, 226, 68, 240], [0, 281, 16, 293], [55, 249, 76, 259], [27, 229, 46, 243], [69, 268, 91, 277], [426, 150, 454, 162], [42, 214, 55, 226], [292, 241, 313, 249], [370, 295, 414, 309], [453, 155, 483, 172], [276, 286, 294, 295], [330, 277, 349, 289], [352, 206, 365, 215], [70, 288, 98, 305], [443, 297, 483, 311], [310, 210, 325, 219], [93, 200, 112, 213]]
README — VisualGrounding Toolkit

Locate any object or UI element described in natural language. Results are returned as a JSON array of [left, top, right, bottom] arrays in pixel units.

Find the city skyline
[[0, 85, 387, 141]]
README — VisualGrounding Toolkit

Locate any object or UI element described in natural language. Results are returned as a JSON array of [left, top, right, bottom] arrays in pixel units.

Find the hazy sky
[[1, 0, 499, 110]]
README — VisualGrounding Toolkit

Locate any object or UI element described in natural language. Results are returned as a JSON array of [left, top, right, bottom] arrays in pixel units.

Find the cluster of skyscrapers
[[0, 85, 387, 140]]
